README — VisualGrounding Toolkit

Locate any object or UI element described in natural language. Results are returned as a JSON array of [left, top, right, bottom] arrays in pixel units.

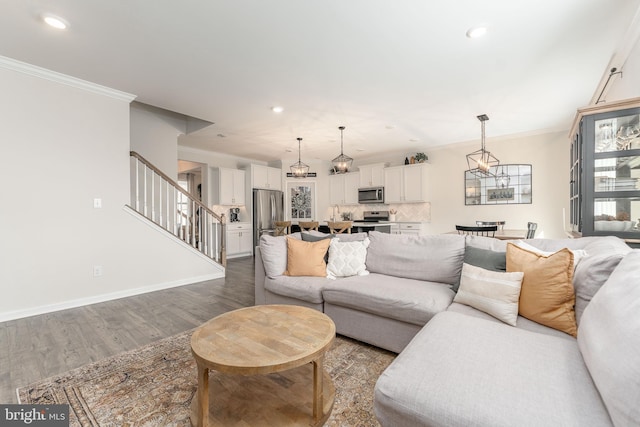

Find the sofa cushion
[[454, 263, 523, 326], [259, 233, 301, 278], [506, 243, 577, 337], [374, 311, 612, 427], [284, 237, 330, 277], [578, 250, 640, 427], [366, 231, 465, 285], [446, 302, 575, 340], [322, 273, 454, 326], [264, 275, 330, 304], [572, 237, 630, 323], [326, 238, 370, 278]]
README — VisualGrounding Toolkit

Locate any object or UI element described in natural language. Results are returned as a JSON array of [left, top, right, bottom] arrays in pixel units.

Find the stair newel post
[[220, 213, 227, 267]]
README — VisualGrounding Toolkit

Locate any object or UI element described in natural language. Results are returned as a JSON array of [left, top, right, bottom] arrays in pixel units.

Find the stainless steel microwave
[[358, 187, 384, 204]]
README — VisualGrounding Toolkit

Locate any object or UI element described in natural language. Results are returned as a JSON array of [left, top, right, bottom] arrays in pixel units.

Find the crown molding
[[0, 55, 136, 102]]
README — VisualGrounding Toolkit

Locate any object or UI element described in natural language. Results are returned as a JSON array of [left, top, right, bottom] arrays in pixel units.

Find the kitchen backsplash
[[324, 202, 431, 222]]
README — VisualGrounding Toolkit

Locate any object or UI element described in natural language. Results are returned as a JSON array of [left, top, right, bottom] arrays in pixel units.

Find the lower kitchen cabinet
[[389, 222, 425, 235], [226, 222, 252, 258]]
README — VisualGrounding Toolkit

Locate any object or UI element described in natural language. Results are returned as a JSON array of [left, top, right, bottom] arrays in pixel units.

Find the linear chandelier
[[332, 126, 353, 174], [466, 114, 499, 177], [290, 137, 309, 178]]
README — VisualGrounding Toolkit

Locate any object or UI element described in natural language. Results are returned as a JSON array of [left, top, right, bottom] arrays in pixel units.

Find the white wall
[[0, 58, 223, 322], [130, 102, 186, 180], [604, 33, 640, 102]]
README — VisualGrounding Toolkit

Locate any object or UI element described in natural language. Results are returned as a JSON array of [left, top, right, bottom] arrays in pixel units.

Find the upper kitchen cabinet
[[569, 97, 640, 241], [212, 167, 246, 205], [384, 163, 429, 203], [358, 163, 386, 188], [329, 172, 360, 205], [251, 164, 282, 191]]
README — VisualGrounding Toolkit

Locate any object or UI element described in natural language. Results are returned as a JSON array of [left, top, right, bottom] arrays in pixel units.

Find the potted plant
[[415, 152, 428, 163]]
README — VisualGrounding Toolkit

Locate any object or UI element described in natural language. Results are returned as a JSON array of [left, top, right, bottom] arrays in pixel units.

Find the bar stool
[[299, 221, 319, 231], [274, 221, 291, 236], [328, 221, 352, 234]]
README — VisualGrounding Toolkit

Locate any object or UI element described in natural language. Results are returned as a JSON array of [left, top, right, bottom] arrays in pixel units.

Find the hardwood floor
[[0, 256, 255, 404]]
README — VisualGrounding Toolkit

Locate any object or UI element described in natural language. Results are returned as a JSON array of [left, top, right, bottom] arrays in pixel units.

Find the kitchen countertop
[[323, 220, 425, 225]]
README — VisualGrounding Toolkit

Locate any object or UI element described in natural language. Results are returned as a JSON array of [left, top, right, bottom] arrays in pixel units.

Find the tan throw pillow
[[454, 263, 524, 326], [506, 243, 577, 337], [284, 237, 331, 277]]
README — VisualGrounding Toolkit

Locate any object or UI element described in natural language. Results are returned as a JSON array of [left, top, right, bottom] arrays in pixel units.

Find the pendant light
[[290, 137, 309, 178], [466, 114, 499, 177], [332, 126, 353, 174], [495, 164, 511, 188]]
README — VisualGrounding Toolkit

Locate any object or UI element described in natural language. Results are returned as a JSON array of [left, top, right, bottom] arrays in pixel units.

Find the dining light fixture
[[290, 137, 309, 178], [495, 164, 511, 188], [332, 126, 353, 174], [466, 114, 499, 177]]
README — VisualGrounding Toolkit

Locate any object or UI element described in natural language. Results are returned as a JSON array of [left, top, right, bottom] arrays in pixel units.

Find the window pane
[[594, 114, 640, 153]]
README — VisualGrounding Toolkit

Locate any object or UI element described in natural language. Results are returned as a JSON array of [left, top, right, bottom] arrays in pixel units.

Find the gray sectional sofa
[[254, 230, 640, 426]]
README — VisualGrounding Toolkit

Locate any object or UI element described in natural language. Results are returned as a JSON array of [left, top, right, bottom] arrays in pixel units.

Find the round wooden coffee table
[[190, 304, 336, 427]]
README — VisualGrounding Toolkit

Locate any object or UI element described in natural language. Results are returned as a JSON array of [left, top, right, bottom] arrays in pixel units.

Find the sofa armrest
[[255, 246, 267, 305]]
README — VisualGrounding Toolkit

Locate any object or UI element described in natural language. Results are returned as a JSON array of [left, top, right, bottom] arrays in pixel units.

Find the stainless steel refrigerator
[[253, 189, 285, 251]]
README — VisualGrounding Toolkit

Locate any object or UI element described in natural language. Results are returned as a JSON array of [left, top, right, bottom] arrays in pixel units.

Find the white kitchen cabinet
[[358, 163, 386, 188], [329, 172, 359, 205], [384, 163, 429, 203], [399, 222, 424, 235], [226, 222, 252, 258], [213, 167, 245, 205], [251, 164, 282, 191]]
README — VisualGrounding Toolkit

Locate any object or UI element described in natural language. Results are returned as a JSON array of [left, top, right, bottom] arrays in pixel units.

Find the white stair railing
[[129, 151, 226, 266]]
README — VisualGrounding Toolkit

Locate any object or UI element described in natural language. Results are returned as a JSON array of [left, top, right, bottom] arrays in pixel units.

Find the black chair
[[476, 220, 505, 231], [455, 225, 498, 237], [526, 222, 538, 239]]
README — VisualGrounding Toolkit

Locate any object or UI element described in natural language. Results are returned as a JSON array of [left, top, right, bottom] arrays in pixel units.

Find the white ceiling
[[1, 0, 639, 163]]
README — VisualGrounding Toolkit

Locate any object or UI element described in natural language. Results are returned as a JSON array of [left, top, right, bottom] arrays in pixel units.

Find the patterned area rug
[[17, 331, 395, 426]]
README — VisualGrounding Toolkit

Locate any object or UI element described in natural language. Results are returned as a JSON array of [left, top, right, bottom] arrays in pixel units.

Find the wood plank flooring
[[0, 256, 255, 404]]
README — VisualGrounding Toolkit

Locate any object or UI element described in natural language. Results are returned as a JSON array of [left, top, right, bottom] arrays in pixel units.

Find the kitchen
[[212, 161, 431, 258]]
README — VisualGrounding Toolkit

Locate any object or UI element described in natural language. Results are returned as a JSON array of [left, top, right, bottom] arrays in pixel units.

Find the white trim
[[0, 55, 136, 102], [0, 272, 224, 323]]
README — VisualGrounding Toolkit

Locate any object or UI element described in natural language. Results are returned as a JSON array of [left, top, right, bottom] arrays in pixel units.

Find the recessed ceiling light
[[356, 148, 366, 152], [409, 138, 420, 142], [43, 14, 68, 30], [466, 26, 487, 39], [271, 106, 284, 113]]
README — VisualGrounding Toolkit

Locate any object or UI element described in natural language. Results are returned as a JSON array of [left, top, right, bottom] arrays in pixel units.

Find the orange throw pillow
[[284, 237, 330, 277], [506, 243, 577, 337]]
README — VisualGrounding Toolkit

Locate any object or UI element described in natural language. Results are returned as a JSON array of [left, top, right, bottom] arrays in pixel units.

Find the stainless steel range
[[352, 210, 391, 233]]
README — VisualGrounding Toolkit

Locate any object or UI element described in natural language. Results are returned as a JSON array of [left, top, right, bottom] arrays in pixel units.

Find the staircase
[[129, 151, 226, 267]]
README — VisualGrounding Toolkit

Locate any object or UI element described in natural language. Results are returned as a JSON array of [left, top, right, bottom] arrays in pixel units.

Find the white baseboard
[[0, 272, 224, 323]]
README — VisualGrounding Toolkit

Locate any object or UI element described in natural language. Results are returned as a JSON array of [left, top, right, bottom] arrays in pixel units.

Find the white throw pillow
[[326, 237, 370, 279], [514, 240, 588, 269], [454, 263, 524, 326]]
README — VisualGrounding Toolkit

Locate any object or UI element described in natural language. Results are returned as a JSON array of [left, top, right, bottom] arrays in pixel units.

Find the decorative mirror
[[465, 164, 532, 205]]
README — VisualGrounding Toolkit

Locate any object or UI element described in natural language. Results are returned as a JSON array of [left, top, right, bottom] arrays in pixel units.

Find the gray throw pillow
[[301, 232, 335, 243], [452, 246, 506, 292], [301, 232, 335, 261]]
